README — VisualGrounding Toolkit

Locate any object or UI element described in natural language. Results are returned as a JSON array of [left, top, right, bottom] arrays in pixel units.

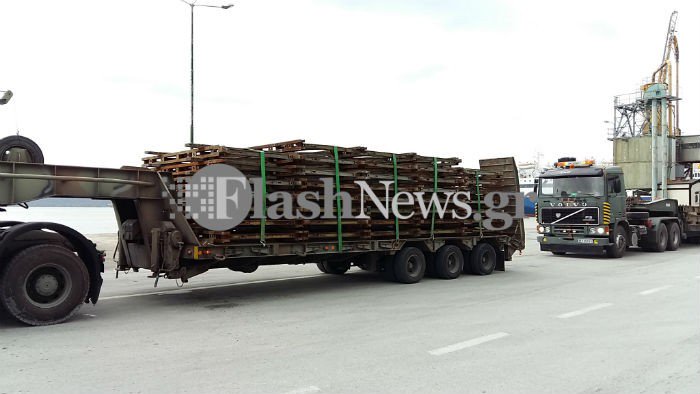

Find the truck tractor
[[536, 158, 700, 258]]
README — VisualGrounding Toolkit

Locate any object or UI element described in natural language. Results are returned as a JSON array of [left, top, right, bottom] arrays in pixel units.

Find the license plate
[[577, 238, 594, 244]]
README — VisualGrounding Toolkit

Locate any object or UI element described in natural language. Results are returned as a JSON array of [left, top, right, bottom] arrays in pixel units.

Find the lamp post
[[180, 1, 234, 145]]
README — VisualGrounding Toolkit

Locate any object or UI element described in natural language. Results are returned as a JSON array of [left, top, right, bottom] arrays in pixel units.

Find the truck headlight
[[537, 225, 545, 234], [590, 226, 609, 235]]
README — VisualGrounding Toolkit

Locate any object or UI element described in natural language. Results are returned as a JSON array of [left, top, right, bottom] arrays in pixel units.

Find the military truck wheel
[[0, 244, 89, 326], [666, 222, 681, 251], [320, 261, 350, 275], [392, 247, 426, 284], [606, 226, 627, 258], [469, 243, 497, 275], [646, 223, 668, 252], [0, 135, 44, 163], [434, 245, 464, 279]]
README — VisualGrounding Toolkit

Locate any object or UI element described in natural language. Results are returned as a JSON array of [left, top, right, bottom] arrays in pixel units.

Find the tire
[[0, 135, 44, 163], [646, 223, 668, 253], [316, 262, 328, 273], [606, 225, 627, 258], [551, 251, 566, 256], [469, 243, 497, 276], [321, 261, 350, 275], [434, 245, 464, 279], [392, 247, 426, 284], [666, 222, 681, 251], [0, 244, 89, 326]]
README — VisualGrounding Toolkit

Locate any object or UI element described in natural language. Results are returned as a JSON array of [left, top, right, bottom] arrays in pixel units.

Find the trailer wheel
[[320, 261, 350, 275], [391, 247, 426, 284], [316, 262, 328, 273], [644, 223, 668, 253], [606, 226, 627, 258], [0, 244, 89, 326], [434, 245, 464, 279], [469, 243, 497, 275], [666, 222, 681, 251]]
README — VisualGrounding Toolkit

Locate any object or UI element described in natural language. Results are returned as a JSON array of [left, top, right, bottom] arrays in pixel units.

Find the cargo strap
[[259, 150, 267, 245], [333, 146, 343, 250], [430, 157, 438, 239], [392, 154, 399, 240], [475, 170, 483, 237]]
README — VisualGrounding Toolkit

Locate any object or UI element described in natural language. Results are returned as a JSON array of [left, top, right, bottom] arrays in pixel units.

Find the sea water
[[1, 207, 118, 235]]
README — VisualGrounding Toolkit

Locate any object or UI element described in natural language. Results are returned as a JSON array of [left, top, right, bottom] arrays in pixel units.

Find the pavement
[[1, 218, 699, 394]]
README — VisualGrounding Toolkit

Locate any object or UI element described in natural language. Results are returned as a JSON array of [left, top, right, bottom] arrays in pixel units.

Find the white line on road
[[428, 332, 510, 356], [100, 274, 323, 301], [557, 303, 613, 319], [639, 285, 671, 295], [283, 386, 321, 394]]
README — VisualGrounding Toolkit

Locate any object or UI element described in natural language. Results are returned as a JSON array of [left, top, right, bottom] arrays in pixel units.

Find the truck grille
[[552, 225, 586, 236], [541, 207, 599, 225]]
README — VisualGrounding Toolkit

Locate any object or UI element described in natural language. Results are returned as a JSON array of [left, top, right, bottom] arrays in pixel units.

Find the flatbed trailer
[[0, 150, 524, 326]]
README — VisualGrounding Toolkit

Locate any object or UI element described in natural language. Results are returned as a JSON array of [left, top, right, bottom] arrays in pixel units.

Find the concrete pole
[[651, 99, 658, 200], [661, 98, 669, 198]]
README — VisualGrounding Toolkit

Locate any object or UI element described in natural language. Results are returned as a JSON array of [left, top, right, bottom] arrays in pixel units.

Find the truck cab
[[535, 158, 690, 258], [535, 159, 628, 257]]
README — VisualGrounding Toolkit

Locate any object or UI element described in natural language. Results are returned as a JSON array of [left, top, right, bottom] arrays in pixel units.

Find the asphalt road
[[1, 219, 699, 394]]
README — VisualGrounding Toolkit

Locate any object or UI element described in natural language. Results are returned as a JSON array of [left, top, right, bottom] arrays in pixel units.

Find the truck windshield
[[539, 176, 604, 197]]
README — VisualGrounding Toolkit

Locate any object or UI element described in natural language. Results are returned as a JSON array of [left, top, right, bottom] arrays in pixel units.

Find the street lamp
[[180, 0, 234, 145]]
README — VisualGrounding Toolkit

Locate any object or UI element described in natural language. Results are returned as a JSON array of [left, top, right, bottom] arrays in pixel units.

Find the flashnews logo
[[166, 164, 527, 232]]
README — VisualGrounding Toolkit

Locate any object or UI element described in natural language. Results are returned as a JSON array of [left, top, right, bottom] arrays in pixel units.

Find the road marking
[[100, 274, 323, 301], [639, 285, 671, 295], [557, 303, 613, 319], [428, 332, 510, 356], [283, 386, 321, 394]]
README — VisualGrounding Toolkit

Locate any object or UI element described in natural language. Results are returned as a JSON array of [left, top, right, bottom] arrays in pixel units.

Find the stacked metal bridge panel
[[142, 140, 520, 245]]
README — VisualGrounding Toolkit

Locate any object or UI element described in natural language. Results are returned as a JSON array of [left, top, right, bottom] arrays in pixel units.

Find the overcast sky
[[0, 0, 698, 169]]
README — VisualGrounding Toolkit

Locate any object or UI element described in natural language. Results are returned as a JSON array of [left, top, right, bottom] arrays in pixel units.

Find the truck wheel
[[606, 226, 627, 258], [666, 222, 681, 251], [0, 244, 89, 326], [392, 247, 426, 284], [320, 261, 350, 275], [551, 251, 566, 256], [434, 245, 464, 279], [316, 262, 328, 273], [469, 243, 497, 275], [647, 223, 668, 252]]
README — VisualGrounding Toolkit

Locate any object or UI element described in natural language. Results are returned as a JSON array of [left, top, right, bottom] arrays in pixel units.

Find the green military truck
[[535, 159, 700, 258]]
